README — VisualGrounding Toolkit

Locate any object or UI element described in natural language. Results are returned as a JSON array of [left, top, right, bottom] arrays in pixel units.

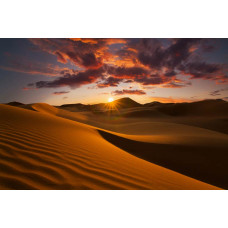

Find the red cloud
[[22, 87, 37, 91], [24, 38, 227, 90], [29, 38, 118, 70]]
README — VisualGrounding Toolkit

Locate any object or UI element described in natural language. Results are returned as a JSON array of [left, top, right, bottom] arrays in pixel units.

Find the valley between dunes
[[1, 102, 228, 190]]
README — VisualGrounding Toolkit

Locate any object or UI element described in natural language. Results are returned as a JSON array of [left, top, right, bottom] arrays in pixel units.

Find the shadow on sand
[[98, 130, 228, 189]]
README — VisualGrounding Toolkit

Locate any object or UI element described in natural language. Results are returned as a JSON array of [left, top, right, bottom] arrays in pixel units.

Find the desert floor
[[1, 102, 228, 189]]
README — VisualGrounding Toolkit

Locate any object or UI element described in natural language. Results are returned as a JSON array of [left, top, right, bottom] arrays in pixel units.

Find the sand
[[0, 103, 226, 189]]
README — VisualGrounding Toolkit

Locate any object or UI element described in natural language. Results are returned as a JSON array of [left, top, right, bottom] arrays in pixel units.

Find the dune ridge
[[0, 104, 220, 190]]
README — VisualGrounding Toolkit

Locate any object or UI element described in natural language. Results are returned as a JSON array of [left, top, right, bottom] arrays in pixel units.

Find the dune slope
[[99, 130, 228, 189], [30, 103, 228, 188], [0, 104, 219, 190]]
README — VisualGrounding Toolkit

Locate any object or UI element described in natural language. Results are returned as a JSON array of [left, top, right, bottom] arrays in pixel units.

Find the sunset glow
[[108, 97, 114, 102], [0, 38, 227, 105]]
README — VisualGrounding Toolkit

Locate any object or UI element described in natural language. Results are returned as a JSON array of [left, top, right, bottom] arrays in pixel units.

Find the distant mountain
[[143, 101, 163, 107], [156, 99, 228, 116], [7, 101, 24, 107], [59, 103, 89, 111], [5, 98, 228, 117], [59, 102, 107, 111], [58, 97, 142, 111], [113, 97, 142, 109], [57, 98, 228, 116]]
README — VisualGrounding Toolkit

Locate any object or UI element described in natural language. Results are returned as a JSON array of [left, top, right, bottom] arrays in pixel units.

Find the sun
[[108, 97, 114, 102]]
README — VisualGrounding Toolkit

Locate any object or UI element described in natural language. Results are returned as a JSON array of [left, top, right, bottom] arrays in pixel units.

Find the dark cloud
[[35, 67, 105, 89], [209, 87, 228, 96], [29, 38, 113, 69], [106, 65, 148, 78], [209, 90, 221, 96], [120, 38, 227, 83], [112, 89, 146, 96], [180, 61, 225, 81], [162, 81, 192, 88], [53, 91, 70, 95], [138, 38, 201, 69], [124, 79, 134, 83], [164, 70, 177, 77], [97, 77, 122, 88], [135, 74, 168, 85], [26, 39, 227, 90], [66, 51, 102, 69]]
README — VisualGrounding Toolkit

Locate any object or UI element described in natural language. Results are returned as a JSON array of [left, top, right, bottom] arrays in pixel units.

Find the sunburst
[[108, 97, 114, 102]]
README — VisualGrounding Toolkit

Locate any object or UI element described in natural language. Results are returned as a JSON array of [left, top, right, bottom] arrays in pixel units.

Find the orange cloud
[[22, 87, 37, 91], [26, 38, 227, 90], [151, 96, 197, 103], [70, 38, 126, 45]]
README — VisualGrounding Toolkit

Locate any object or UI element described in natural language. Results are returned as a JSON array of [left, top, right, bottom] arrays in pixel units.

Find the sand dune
[[33, 103, 228, 188], [0, 104, 220, 189], [31, 103, 228, 148], [99, 130, 228, 189]]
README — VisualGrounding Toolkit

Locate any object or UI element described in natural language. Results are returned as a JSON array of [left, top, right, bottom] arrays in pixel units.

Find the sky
[[0, 38, 227, 105]]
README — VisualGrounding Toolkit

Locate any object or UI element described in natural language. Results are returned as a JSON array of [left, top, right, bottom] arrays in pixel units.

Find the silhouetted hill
[[59, 102, 107, 111], [5, 98, 228, 117], [157, 99, 228, 116], [58, 97, 141, 111], [7, 101, 24, 107], [60, 103, 89, 111], [144, 101, 161, 106], [113, 97, 142, 109]]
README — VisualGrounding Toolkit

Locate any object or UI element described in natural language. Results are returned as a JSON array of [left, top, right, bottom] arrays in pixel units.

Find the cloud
[[22, 87, 36, 91], [106, 65, 148, 78], [112, 89, 146, 96], [118, 38, 227, 83], [35, 67, 105, 89], [97, 76, 122, 88], [151, 96, 196, 103], [0, 55, 67, 76], [180, 61, 225, 81], [209, 90, 221, 96], [25, 38, 227, 90], [162, 81, 192, 88], [135, 75, 166, 85], [137, 39, 202, 69], [29, 38, 123, 70], [53, 91, 70, 95], [164, 70, 177, 77], [209, 87, 228, 96]]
